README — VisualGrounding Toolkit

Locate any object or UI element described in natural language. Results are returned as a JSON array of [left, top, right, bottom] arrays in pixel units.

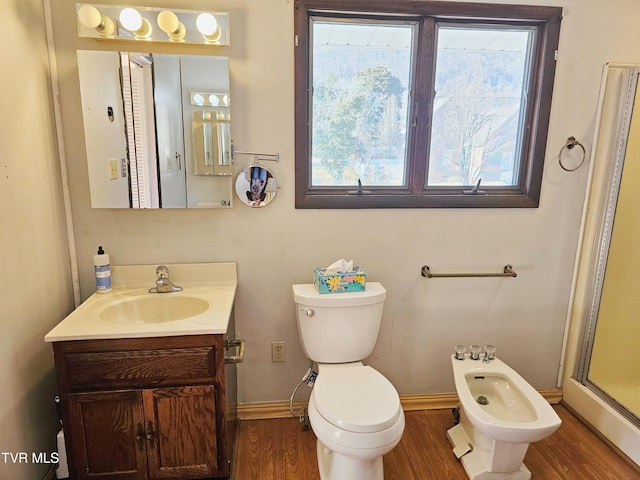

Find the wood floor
[[232, 404, 639, 480]]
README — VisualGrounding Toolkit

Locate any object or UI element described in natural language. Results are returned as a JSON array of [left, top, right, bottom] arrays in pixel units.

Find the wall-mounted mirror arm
[[231, 146, 279, 164]]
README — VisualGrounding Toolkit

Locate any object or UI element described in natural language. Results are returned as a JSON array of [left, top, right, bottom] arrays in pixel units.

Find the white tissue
[[324, 258, 354, 274]]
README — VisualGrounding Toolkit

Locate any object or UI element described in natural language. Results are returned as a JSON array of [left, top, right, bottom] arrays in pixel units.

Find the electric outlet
[[271, 341, 286, 362], [108, 159, 119, 180]]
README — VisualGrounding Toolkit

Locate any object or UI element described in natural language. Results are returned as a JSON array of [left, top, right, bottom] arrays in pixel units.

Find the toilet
[[292, 282, 405, 480], [447, 353, 561, 480]]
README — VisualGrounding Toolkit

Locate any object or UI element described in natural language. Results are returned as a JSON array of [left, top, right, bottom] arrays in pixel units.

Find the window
[[294, 1, 562, 208]]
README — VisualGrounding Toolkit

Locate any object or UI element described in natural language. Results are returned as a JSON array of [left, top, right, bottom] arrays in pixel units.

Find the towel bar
[[421, 265, 517, 278]]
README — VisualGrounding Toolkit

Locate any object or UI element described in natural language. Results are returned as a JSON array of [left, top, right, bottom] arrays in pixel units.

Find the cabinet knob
[[136, 423, 145, 451], [146, 421, 155, 448]]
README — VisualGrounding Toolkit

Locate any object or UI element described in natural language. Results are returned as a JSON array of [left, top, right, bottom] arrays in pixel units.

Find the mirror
[[234, 165, 278, 207], [192, 109, 232, 176], [77, 51, 232, 208]]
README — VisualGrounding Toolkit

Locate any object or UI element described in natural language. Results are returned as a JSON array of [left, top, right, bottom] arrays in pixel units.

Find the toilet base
[[316, 439, 384, 480], [447, 424, 531, 480]]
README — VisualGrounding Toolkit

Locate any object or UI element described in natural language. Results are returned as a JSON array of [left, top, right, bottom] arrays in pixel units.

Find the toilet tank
[[292, 282, 386, 363]]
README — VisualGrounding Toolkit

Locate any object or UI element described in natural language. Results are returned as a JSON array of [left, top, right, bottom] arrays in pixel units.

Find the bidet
[[448, 354, 561, 480]]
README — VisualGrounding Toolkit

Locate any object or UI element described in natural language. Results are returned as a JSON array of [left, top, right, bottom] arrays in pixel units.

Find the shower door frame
[[575, 65, 640, 429]]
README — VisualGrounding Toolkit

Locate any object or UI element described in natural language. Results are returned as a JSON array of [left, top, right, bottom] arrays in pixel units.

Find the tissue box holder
[[314, 267, 366, 294]]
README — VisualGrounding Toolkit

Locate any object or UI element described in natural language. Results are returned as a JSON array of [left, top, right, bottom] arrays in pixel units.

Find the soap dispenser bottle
[[93, 246, 112, 293]]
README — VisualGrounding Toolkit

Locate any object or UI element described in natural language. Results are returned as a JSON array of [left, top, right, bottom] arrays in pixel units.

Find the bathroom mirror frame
[[77, 50, 232, 209]]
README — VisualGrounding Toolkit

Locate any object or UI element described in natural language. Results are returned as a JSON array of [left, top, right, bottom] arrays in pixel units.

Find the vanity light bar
[[190, 91, 230, 107], [76, 3, 230, 45]]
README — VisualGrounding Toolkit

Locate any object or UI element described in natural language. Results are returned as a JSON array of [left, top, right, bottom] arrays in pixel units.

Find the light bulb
[[157, 10, 185, 41], [119, 7, 142, 31], [78, 5, 102, 28], [192, 93, 205, 106], [119, 7, 152, 38], [157, 11, 178, 32], [196, 13, 221, 42], [78, 5, 114, 36], [196, 13, 217, 35]]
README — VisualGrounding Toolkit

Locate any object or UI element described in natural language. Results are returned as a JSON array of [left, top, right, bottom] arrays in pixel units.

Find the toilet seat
[[312, 364, 401, 433]]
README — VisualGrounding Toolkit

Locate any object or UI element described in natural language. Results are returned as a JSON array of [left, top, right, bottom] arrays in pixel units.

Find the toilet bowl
[[309, 363, 405, 480], [447, 354, 561, 480], [292, 283, 405, 480]]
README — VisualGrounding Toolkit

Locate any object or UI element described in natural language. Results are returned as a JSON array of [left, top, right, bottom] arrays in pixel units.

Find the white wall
[[0, 0, 74, 478], [49, 0, 640, 406]]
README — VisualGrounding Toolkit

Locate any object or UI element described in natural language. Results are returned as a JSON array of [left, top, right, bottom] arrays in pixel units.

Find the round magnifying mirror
[[234, 164, 278, 207]]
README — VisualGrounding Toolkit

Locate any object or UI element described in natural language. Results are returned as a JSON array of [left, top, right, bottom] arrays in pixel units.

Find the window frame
[[294, 0, 562, 209]]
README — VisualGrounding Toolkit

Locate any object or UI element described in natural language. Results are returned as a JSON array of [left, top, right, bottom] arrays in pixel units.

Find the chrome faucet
[[149, 265, 182, 293]]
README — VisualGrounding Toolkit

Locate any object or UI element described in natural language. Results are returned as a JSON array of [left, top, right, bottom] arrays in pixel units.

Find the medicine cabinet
[[77, 51, 232, 208]]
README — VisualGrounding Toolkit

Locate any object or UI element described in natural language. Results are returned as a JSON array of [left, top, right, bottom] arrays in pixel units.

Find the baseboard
[[237, 388, 563, 421], [539, 387, 563, 404]]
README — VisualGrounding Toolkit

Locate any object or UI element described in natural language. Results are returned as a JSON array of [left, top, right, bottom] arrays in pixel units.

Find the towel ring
[[559, 136, 586, 172]]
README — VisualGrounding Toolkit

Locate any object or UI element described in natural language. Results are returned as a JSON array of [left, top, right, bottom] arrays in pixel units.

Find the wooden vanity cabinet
[[52, 335, 237, 480]]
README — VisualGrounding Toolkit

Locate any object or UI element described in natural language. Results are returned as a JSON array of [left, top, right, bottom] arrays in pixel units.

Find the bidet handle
[[483, 344, 496, 362], [470, 345, 482, 360]]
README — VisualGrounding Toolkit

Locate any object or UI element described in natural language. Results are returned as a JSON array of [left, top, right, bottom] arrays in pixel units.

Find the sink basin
[[44, 262, 238, 341], [100, 295, 210, 324]]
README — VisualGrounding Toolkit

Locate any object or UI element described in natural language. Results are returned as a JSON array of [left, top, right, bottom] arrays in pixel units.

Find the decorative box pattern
[[314, 267, 366, 294]]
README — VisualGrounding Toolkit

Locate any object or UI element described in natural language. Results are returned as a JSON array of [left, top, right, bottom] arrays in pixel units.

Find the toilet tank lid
[[292, 282, 386, 306]]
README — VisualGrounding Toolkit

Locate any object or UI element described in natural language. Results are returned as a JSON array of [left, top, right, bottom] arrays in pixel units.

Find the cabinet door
[[67, 390, 148, 480], [143, 385, 219, 479]]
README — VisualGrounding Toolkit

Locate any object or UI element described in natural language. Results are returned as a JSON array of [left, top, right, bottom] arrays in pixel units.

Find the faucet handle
[[484, 345, 496, 361], [156, 265, 169, 277], [470, 344, 481, 360], [454, 345, 466, 360]]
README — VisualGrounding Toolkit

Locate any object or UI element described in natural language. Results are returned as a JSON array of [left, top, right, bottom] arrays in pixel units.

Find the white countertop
[[44, 262, 237, 342]]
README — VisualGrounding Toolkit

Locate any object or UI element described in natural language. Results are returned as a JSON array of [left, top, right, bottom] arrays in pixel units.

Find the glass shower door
[[581, 69, 640, 425]]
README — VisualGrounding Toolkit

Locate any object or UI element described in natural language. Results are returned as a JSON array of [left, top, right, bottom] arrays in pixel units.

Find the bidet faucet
[[483, 345, 496, 363], [470, 345, 482, 360], [149, 265, 183, 293]]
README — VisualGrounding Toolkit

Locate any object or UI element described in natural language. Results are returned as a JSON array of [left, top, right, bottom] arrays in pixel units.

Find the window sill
[[295, 191, 541, 209]]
